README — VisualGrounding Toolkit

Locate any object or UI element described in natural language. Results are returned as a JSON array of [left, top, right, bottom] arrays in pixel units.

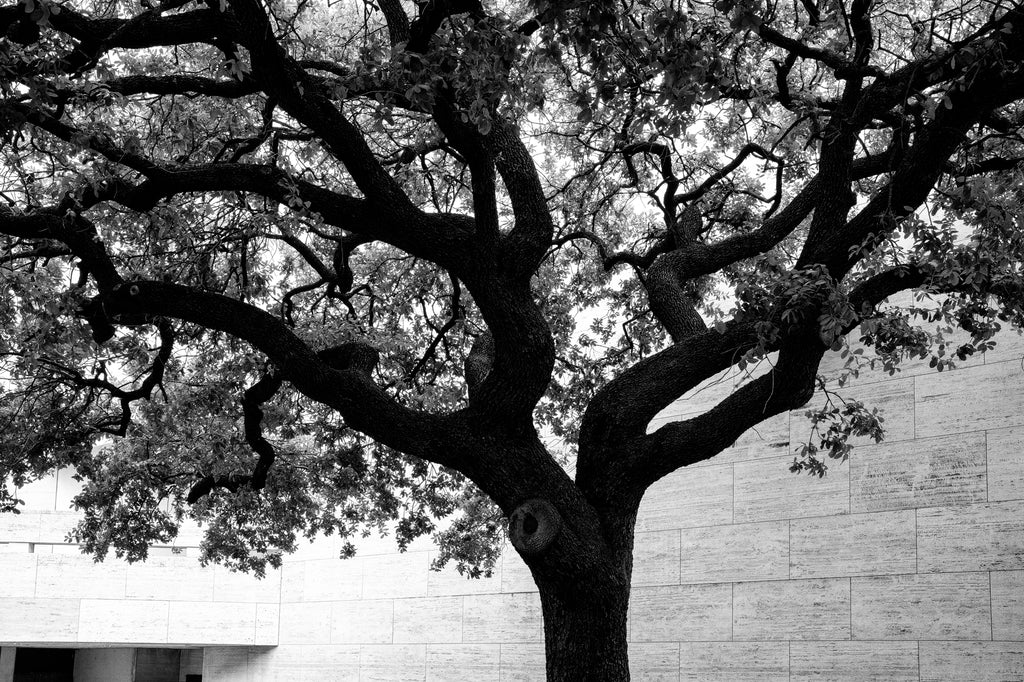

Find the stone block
[[790, 641, 918, 681], [279, 562, 305, 603], [791, 377, 916, 449], [916, 362, 1024, 437], [35, 554, 127, 599], [362, 552, 429, 599], [920, 641, 1024, 682], [498, 643, 545, 681], [34, 512, 79, 543], [678, 520, 788, 584], [15, 476, 57, 511], [735, 455, 849, 523], [733, 578, 850, 640], [256, 603, 280, 645], [0, 554, 38, 598], [360, 644, 426, 681], [734, 413, 792, 451], [678, 641, 788, 681], [331, 599, 394, 644], [244, 645, 360, 681], [637, 465, 733, 532], [850, 432, 987, 512], [992, 570, 1024, 641], [987, 425, 1024, 502], [300, 557, 363, 602], [462, 593, 543, 644], [918, 500, 1024, 572], [0, 511, 40, 543], [125, 556, 214, 601], [851, 572, 991, 640], [696, 442, 784, 468], [78, 598, 168, 644], [212, 564, 282, 602], [426, 644, 500, 682], [427, 552, 502, 596], [279, 600, 332, 645], [0, 598, 79, 642], [500, 549, 537, 594], [790, 510, 916, 578], [629, 642, 678, 681], [633, 530, 681, 586], [983, 329, 1024, 364], [393, 596, 464, 644], [167, 600, 258, 645], [629, 584, 732, 642]]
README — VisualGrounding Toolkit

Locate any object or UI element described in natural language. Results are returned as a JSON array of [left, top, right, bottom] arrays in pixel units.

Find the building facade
[[3, 311, 1024, 680]]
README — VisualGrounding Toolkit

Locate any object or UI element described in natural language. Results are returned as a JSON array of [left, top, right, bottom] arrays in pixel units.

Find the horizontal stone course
[[637, 465, 733, 532], [7, 314, 1024, 682], [790, 640, 919, 681], [629, 583, 732, 642], [426, 644, 500, 682], [462, 593, 542, 644], [633, 529, 681, 586], [851, 572, 991, 640], [393, 596, 464, 644], [734, 455, 849, 522], [790, 377, 916, 448], [915, 361, 1024, 437], [790, 509, 916, 578], [850, 432, 987, 513], [678, 520, 788, 584], [331, 599, 394, 644], [678, 641, 788, 681], [987, 425, 1024, 502], [992, 571, 1024, 641], [733, 578, 850, 640], [920, 641, 1024, 682], [917, 500, 1024, 572]]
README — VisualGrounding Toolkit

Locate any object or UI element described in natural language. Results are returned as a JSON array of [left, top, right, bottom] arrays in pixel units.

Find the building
[[3, 310, 1024, 680]]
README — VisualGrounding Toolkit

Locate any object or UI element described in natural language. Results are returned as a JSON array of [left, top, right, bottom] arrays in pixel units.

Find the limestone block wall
[[2, 305, 1023, 680], [0, 490, 280, 648], [207, 319, 1024, 681]]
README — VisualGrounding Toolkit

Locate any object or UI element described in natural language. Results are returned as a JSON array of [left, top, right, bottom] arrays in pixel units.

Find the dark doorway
[[13, 648, 74, 682]]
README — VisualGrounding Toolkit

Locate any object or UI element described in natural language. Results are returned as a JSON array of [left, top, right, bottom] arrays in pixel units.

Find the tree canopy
[[2, 0, 1024, 676]]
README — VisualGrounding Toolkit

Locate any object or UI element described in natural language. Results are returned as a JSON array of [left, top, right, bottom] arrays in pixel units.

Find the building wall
[[0, 498, 279, 649], [206, 315, 1024, 681], [3, 305, 1024, 681]]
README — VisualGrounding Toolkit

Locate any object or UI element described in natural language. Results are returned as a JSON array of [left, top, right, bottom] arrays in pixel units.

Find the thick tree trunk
[[539, 580, 632, 681], [502, 466, 639, 681]]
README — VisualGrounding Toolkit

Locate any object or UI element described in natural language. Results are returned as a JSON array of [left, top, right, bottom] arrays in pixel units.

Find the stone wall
[[207, 317, 1024, 680], [0, 488, 278, 649], [3, 307, 1024, 680]]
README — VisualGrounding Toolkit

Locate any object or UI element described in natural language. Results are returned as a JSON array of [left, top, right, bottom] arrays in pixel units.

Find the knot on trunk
[[508, 498, 561, 556], [464, 330, 494, 397]]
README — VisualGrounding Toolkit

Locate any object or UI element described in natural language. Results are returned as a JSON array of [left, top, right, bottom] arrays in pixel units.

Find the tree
[[2, 0, 1024, 676]]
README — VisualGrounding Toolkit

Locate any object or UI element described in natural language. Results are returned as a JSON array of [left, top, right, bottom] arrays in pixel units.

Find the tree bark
[[539, 576, 632, 681], [527, 508, 636, 682]]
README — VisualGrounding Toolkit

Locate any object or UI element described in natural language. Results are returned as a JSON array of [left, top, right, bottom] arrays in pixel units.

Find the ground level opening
[[1, 647, 202, 682]]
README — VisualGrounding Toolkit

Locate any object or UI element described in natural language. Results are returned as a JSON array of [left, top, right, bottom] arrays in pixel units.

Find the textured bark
[[540, 582, 632, 682], [532, 512, 636, 682]]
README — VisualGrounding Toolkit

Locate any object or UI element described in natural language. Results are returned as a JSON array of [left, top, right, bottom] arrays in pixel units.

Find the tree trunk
[[539, 580, 632, 681]]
